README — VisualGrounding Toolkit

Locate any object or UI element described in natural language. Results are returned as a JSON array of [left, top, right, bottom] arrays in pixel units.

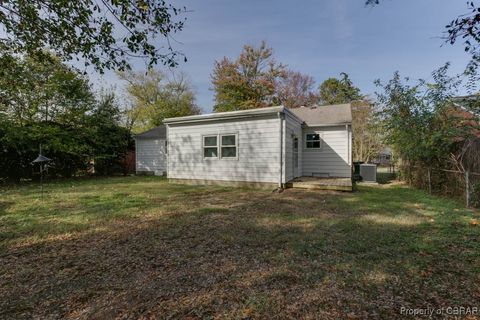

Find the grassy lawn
[[1, 177, 479, 319]]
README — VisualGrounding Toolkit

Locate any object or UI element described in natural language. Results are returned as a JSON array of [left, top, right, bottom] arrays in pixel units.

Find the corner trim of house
[[278, 111, 284, 188]]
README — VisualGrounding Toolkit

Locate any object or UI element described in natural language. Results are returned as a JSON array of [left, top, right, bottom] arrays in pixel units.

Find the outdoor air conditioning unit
[[360, 164, 377, 183]]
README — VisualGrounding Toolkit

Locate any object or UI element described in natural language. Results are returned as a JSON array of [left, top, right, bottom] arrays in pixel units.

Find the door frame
[[292, 134, 299, 177]]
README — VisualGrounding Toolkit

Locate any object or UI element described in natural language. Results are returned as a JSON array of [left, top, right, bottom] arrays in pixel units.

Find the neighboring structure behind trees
[[372, 147, 393, 166], [135, 126, 167, 176]]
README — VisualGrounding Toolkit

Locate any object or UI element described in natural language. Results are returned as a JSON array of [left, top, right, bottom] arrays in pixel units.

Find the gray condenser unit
[[360, 164, 377, 183]]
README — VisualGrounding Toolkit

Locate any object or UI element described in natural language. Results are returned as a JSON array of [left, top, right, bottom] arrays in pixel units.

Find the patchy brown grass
[[1, 176, 479, 319]]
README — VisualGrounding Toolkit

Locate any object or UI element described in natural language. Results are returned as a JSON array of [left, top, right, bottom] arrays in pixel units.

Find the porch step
[[285, 177, 353, 192]]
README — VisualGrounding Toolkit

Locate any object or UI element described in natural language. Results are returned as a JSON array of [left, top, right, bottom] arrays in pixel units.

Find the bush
[[377, 172, 397, 184], [471, 182, 480, 208]]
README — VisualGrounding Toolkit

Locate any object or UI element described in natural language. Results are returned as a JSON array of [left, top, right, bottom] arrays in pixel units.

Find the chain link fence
[[405, 166, 480, 208]]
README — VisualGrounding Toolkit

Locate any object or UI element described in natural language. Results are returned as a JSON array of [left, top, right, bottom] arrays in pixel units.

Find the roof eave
[[303, 122, 352, 127], [283, 107, 306, 125], [163, 106, 285, 125]]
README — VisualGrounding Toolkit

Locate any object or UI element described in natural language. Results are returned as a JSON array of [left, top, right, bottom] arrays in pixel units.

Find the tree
[[0, 51, 95, 180], [211, 41, 286, 112], [374, 64, 464, 174], [275, 70, 318, 108], [0, 51, 94, 126], [445, 2, 480, 82], [0, 50, 133, 181], [88, 90, 133, 175], [351, 100, 384, 162], [0, 1, 187, 72], [119, 69, 199, 133], [318, 73, 363, 105]]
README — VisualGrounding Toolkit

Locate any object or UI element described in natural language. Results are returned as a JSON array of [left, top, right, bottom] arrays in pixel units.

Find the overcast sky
[[89, 0, 472, 113]]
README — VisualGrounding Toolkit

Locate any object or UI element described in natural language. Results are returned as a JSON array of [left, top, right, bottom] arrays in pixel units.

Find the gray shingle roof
[[134, 125, 166, 139], [290, 104, 352, 126]]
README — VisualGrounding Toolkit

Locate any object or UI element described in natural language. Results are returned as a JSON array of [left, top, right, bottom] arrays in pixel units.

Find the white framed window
[[305, 133, 321, 149], [202, 134, 238, 159], [220, 134, 237, 159], [203, 135, 218, 158]]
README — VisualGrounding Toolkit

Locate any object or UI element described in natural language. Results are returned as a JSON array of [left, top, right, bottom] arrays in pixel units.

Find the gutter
[[346, 124, 351, 166], [163, 106, 284, 125], [302, 122, 352, 127]]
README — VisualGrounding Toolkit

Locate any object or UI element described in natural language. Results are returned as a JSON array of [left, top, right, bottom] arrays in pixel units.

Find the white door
[[293, 136, 299, 177]]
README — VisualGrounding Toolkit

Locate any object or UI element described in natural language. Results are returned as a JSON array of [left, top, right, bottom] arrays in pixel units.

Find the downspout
[[347, 124, 352, 179], [346, 124, 350, 165], [166, 124, 169, 178], [278, 112, 284, 189]]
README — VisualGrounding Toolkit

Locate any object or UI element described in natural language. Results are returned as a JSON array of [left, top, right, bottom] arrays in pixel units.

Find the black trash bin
[[353, 161, 364, 182], [353, 161, 364, 175]]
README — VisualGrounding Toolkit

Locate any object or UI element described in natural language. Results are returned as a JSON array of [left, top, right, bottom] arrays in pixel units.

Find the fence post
[[465, 170, 470, 208], [427, 167, 432, 195]]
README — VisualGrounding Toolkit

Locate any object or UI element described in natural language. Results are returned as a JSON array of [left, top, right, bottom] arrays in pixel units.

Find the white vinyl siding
[[135, 138, 167, 175], [167, 115, 281, 183], [284, 113, 303, 182], [301, 125, 351, 178]]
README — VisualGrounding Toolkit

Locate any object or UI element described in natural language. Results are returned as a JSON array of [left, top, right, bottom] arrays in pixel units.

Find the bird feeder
[[32, 149, 52, 199]]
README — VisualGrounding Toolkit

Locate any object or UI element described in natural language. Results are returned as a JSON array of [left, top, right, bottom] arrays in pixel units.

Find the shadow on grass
[[0, 183, 479, 319], [0, 177, 235, 249]]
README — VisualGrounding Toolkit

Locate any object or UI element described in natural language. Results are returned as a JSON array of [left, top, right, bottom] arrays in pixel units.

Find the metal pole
[[41, 163, 44, 200], [427, 167, 432, 195]]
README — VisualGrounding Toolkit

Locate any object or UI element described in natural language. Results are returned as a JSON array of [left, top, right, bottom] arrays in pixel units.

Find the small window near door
[[306, 133, 321, 149], [203, 135, 218, 158], [220, 134, 237, 158]]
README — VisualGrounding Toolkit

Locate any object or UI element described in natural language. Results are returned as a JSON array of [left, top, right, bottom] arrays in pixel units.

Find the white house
[[161, 104, 352, 188], [134, 125, 167, 175]]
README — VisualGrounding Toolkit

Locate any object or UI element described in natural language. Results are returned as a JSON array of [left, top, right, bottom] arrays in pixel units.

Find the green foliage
[[87, 91, 133, 175], [0, 51, 94, 125], [318, 73, 363, 105], [374, 64, 463, 169], [211, 41, 286, 112], [118, 69, 199, 133], [0, 1, 187, 72], [376, 172, 397, 184], [0, 50, 132, 181], [471, 181, 480, 208]]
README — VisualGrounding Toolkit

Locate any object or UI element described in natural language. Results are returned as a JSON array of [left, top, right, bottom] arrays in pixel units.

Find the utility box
[[360, 164, 377, 183]]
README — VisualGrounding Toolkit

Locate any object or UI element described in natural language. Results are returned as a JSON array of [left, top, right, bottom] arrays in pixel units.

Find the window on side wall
[[305, 133, 321, 149], [203, 135, 218, 158], [220, 134, 237, 158]]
